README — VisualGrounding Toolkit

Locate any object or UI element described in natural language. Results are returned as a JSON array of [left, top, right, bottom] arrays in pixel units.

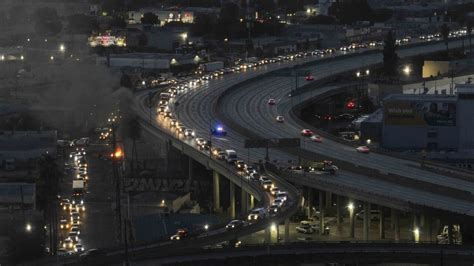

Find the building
[[377, 84, 474, 150], [0, 131, 57, 172], [128, 8, 195, 25], [97, 53, 200, 70]]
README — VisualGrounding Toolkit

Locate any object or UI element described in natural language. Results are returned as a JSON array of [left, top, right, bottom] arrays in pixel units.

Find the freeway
[[133, 242, 474, 265], [173, 38, 474, 217]]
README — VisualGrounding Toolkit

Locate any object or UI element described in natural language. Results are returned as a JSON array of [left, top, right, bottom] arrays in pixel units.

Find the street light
[[365, 69, 370, 75], [403, 65, 411, 76], [204, 224, 209, 230], [347, 202, 354, 211], [413, 227, 420, 243], [26, 223, 32, 232], [59, 44, 65, 52], [356, 71, 361, 78], [50, 56, 54, 61]]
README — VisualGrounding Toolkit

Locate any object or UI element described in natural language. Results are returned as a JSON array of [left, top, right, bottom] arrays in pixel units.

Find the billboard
[[384, 100, 456, 126]]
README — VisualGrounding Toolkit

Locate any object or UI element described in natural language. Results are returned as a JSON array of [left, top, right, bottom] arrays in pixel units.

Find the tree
[[120, 74, 133, 89], [191, 14, 214, 37], [109, 15, 127, 29], [33, 8, 62, 36], [329, 0, 372, 24], [306, 15, 336, 25], [8, 5, 27, 24], [219, 2, 240, 22], [440, 23, 450, 55], [67, 14, 99, 34], [382, 30, 398, 78], [101, 0, 125, 13], [138, 33, 148, 47], [141, 12, 160, 25]]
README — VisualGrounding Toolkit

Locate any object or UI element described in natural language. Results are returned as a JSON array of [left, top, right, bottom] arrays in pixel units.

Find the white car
[[276, 116, 285, 123]]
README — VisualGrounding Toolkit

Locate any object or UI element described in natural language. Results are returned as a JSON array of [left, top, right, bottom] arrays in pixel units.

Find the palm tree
[[440, 23, 450, 56]]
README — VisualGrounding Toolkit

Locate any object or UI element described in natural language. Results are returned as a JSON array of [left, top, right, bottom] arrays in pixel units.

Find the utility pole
[[110, 118, 122, 244]]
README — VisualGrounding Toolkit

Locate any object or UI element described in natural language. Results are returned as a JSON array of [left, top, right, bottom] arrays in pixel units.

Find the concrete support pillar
[[390, 208, 395, 230], [213, 171, 221, 212], [250, 195, 255, 209], [319, 191, 325, 234], [336, 195, 342, 231], [188, 157, 194, 182], [427, 217, 433, 242], [394, 210, 400, 242], [264, 227, 271, 244], [349, 200, 355, 238], [307, 188, 313, 219], [447, 224, 453, 244], [379, 208, 385, 239], [363, 202, 370, 241], [413, 214, 419, 243], [229, 182, 235, 218], [241, 189, 248, 215], [284, 218, 290, 243], [325, 191, 332, 208]]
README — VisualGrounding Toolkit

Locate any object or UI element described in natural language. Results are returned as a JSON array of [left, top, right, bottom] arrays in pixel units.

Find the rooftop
[[0, 131, 57, 152], [383, 94, 456, 102]]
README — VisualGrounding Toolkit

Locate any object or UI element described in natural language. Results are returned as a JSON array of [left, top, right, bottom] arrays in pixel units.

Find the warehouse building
[[377, 83, 474, 150]]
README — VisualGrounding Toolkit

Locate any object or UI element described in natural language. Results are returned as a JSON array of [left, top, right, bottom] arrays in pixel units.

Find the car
[[62, 238, 74, 249], [356, 209, 381, 221], [296, 221, 315, 234], [247, 208, 266, 222], [170, 228, 188, 240], [234, 160, 245, 170], [62, 202, 72, 211], [287, 165, 304, 174], [170, 119, 178, 127], [198, 141, 210, 151], [67, 231, 79, 242], [276, 116, 285, 123], [225, 220, 248, 230], [244, 165, 256, 175], [184, 129, 195, 137], [301, 129, 313, 136], [248, 172, 260, 182], [71, 226, 81, 235], [262, 180, 273, 190], [74, 244, 84, 253], [273, 198, 285, 207], [60, 199, 70, 207], [268, 204, 279, 216], [195, 138, 206, 146], [217, 151, 226, 160], [75, 204, 86, 212], [305, 75, 314, 81], [267, 98, 276, 105], [310, 135, 322, 143], [356, 146, 370, 153], [164, 111, 173, 118], [276, 191, 288, 201], [211, 147, 222, 158], [77, 173, 88, 181], [270, 187, 280, 196], [60, 218, 70, 229], [211, 126, 227, 136]]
